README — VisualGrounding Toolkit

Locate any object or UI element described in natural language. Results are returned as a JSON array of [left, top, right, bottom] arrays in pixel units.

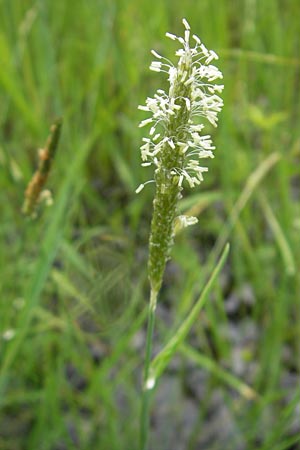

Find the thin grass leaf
[[180, 343, 258, 401], [150, 243, 230, 383], [259, 194, 296, 276], [213, 152, 281, 259]]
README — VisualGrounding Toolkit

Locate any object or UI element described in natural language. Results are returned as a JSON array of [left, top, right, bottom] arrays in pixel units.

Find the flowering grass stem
[[137, 18, 224, 449]]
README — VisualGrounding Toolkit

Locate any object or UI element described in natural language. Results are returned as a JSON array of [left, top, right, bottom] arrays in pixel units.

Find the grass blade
[[150, 243, 230, 382], [180, 343, 258, 401]]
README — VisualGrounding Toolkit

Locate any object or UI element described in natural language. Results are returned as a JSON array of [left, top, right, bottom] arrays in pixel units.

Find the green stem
[[140, 288, 158, 450]]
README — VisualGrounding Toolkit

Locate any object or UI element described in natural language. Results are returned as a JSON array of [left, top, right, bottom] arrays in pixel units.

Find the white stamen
[[182, 18, 190, 30], [139, 118, 153, 128], [192, 34, 201, 44], [135, 184, 145, 193], [138, 105, 150, 111], [185, 98, 191, 110], [150, 65, 161, 72], [151, 49, 162, 59], [166, 32, 177, 40], [185, 30, 190, 43], [168, 139, 175, 149]]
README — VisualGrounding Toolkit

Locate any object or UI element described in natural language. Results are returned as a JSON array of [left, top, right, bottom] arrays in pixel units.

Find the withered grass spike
[[22, 118, 63, 217]]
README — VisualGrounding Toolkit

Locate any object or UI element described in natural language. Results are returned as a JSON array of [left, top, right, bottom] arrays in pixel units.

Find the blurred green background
[[0, 0, 300, 449]]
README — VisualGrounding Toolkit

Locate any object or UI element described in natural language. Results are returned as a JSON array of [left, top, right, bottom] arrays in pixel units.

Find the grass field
[[1, 0, 300, 449]]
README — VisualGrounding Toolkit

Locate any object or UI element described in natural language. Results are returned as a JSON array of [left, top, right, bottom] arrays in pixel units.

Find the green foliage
[[0, 0, 300, 449]]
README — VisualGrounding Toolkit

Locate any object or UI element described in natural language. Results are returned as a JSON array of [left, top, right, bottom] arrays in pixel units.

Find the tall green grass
[[0, 0, 300, 449]]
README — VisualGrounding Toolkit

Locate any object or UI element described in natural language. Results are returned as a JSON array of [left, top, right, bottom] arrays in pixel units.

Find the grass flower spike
[[139, 19, 223, 450], [22, 118, 62, 217], [138, 19, 224, 295]]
